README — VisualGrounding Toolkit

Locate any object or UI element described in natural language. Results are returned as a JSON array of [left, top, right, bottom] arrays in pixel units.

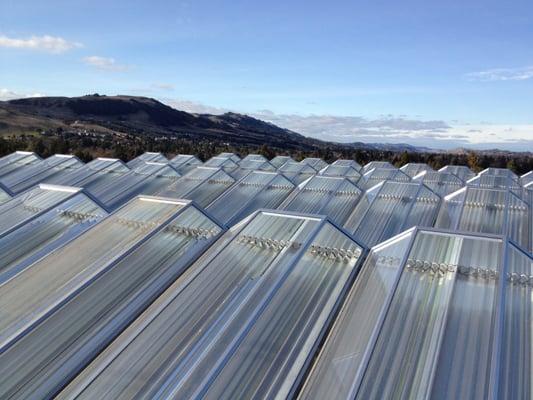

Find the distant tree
[[506, 159, 517, 173], [258, 144, 276, 160], [467, 152, 481, 172]]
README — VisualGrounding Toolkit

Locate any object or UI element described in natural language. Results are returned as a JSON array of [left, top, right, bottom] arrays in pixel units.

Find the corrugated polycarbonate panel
[[207, 171, 294, 226], [231, 160, 277, 180], [400, 163, 433, 178], [169, 154, 203, 174], [467, 174, 523, 196], [436, 187, 531, 252], [239, 154, 268, 165], [413, 170, 465, 197], [301, 229, 532, 400], [301, 157, 328, 170], [0, 185, 11, 204], [0, 184, 81, 236], [43, 158, 127, 186], [203, 156, 239, 173], [0, 201, 222, 399], [270, 155, 294, 168], [332, 159, 362, 170], [319, 164, 362, 183], [280, 176, 363, 226], [479, 167, 519, 182], [0, 192, 107, 285], [361, 161, 395, 174], [0, 155, 84, 194], [7, 157, 83, 194], [439, 165, 475, 182], [344, 181, 441, 247], [90, 163, 181, 211], [278, 161, 317, 184], [0, 152, 41, 178], [358, 167, 411, 190], [156, 167, 236, 207], [217, 152, 241, 162], [58, 211, 364, 400], [127, 152, 168, 168], [0, 197, 188, 352]]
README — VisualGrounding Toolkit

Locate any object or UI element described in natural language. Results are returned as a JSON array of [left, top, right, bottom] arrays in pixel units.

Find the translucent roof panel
[[280, 176, 363, 226], [0, 196, 193, 352], [300, 229, 531, 400], [0, 191, 107, 285], [361, 160, 395, 174], [126, 152, 168, 168], [358, 167, 411, 190], [0, 184, 11, 204], [0, 155, 84, 194], [399, 162, 433, 177], [278, 161, 317, 184], [479, 167, 519, 182], [230, 160, 277, 180], [217, 152, 241, 162], [436, 187, 531, 252], [239, 153, 268, 164], [203, 156, 239, 174], [58, 210, 364, 399], [0, 184, 84, 236], [0, 152, 41, 178], [0, 200, 222, 399], [156, 166, 236, 207], [412, 170, 465, 197], [439, 165, 475, 181], [521, 171, 533, 187], [301, 157, 328, 170], [207, 171, 294, 226], [344, 181, 441, 247], [83, 162, 178, 211], [43, 157, 129, 186], [467, 174, 523, 196], [169, 154, 203, 174], [332, 159, 362, 171], [270, 155, 295, 168], [319, 164, 362, 183]]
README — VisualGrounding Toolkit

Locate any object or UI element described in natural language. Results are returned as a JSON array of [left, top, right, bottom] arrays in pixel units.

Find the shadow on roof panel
[[301, 157, 328, 170], [278, 161, 317, 185], [169, 154, 203, 174], [270, 155, 295, 168], [300, 228, 532, 400], [0, 197, 222, 399], [344, 181, 441, 247], [57, 210, 364, 400], [279, 175, 363, 226], [332, 159, 362, 171], [319, 164, 362, 184]]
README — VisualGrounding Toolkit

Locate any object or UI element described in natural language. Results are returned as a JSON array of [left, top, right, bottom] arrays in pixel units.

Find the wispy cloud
[[82, 56, 130, 72], [0, 35, 82, 54], [163, 98, 230, 114], [151, 83, 175, 91], [0, 88, 45, 101], [466, 65, 533, 81]]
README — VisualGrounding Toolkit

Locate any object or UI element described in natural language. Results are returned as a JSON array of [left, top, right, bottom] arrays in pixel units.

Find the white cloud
[[162, 97, 533, 151], [151, 83, 175, 91], [0, 35, 82, 54], [163, 98, 230, 114], [466, 65, 533, 81], [82, 56, 130, 72], [0, 88, 45, 101]]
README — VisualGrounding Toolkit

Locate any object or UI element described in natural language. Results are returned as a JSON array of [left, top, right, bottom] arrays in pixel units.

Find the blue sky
[[1, 0, 533, 150]]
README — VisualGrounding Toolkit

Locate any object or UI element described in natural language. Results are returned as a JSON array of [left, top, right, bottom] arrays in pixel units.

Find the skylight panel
[[412, 170, 465, 197], [439, 165, 475, 182], [399, 162, 433, 178]]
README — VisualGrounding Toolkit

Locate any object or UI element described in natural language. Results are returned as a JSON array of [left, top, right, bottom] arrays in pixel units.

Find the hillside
[[0, 94, 322, 151]]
